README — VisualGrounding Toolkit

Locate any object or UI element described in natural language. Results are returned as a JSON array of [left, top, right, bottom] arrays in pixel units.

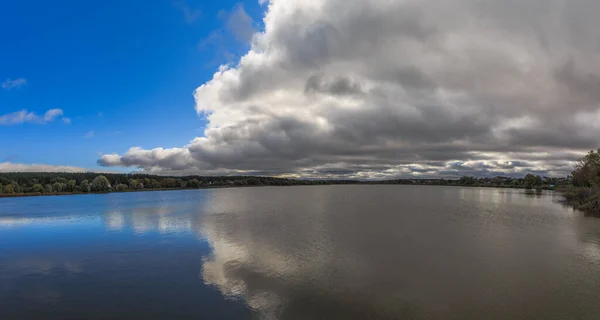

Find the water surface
[[2, 186, 600, 319]]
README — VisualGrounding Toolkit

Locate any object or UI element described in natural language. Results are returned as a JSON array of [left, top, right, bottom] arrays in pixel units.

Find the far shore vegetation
[[2, 149, 600, 216], [0, 171, 568, 198]]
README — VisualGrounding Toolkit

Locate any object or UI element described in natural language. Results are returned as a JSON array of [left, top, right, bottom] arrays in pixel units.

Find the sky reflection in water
[[1, 186, 600, 319]]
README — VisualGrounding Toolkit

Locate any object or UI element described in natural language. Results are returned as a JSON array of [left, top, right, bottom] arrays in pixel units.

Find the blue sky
[[0, 0, 263, 171]]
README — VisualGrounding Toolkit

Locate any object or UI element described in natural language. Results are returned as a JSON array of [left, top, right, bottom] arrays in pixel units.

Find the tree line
[[378, 175, 569, 189], [0, 171, 570, 197], [0, 172, 359, 196]]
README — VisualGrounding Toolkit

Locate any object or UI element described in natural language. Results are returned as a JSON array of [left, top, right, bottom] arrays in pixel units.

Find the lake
[[2, 185, 600, 319]]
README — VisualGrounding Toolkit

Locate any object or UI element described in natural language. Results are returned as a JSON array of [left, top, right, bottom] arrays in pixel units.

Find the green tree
[[91, 175, 111, 192], [187, 179, 201, 188], [67, 180, 77, 192], [128, 179, 139, 190], [10, 181, 21, 193], [53, 182, 63, 192], [4, 184, 14, 194], [55, 177, 68, 184], [524, 174, 542, 190], [81, 179, 90, 192], [116, 184, 128, 191], [33, 184, 43, 193], [150, 179, 161, 189], [44, 184, 53, 194], [247, 178, 262, 186], [459, 176, 477, 185], [572, 149, 600, 187], [163, 178, 177, 188]]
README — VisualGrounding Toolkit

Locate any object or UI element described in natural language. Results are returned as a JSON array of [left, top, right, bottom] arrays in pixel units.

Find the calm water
[[2, 186, 600, 319]]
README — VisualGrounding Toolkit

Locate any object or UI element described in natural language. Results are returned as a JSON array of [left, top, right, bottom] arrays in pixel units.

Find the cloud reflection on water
[[198, 186, 600, 320]]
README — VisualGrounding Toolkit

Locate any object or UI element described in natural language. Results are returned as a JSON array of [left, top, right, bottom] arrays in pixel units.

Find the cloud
[[199, 4, 258, 66], [2, 78, 27, 90], [84, 130, 95, 139], [100, 0, 600, 178], [200, 188, 583, 319], [43, 109, 64, 122], [174, 1, 201, 24], [0, 109, 70, 125], [0, 162, 91, 173], [219, 4, 256, 43]]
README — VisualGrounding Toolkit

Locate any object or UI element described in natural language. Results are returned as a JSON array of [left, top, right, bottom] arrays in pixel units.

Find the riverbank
[[560, 187, 600, 215], [0, 185, 248, 199], [0, 182, 556, 199]]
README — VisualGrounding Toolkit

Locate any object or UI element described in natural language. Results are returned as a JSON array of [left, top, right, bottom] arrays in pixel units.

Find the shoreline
[[0, 185, 246, 199], [0, 183, 551, 199]]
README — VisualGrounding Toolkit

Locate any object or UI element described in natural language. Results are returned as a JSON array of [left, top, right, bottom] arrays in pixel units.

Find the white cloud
[[0, 162, 90, 173], [100, 0, 600, 178], [43, 109, 64, 122], [0, 109, 70, 125], [1, 78, 27, 90], [84, 130, 95, 139]]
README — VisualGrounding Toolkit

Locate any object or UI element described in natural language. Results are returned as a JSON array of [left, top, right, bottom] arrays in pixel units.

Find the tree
[[150, 179, 161, 189], [10, 181, 21, 193], [67, 180, 77, 192], [53, 182, 63, 193], [4, 184, 14, 194], [44, 184, 53, 194], [524, 174, 542, 190], [459, 176, 477, 185], [55, 177, 68, 184], [33, 184, 43, 193], [91, 175, 111, 192], [80, 179, 90, 192], [572, 149, 600, 187], [247, 178, 262, 186], [128, 179, 140, 190], [163, 178, 177, 188], [234, 179, 247, 186], [187, 179, 201, 188], [116, 184, 128, 191]]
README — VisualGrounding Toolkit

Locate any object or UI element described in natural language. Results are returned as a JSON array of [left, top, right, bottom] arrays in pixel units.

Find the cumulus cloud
[[1, 78, 27, 89], [0, 162, 91, 173], [99, 0, 600, 178], [0, 109, 70, 125]]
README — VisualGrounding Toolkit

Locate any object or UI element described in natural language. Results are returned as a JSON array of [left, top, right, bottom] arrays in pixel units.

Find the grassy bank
[[561, 187, 600, 215], [557, 149, 600, 216]]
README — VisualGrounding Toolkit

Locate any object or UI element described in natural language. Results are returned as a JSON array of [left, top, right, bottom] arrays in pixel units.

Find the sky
[[1, 0, 598, 179]]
